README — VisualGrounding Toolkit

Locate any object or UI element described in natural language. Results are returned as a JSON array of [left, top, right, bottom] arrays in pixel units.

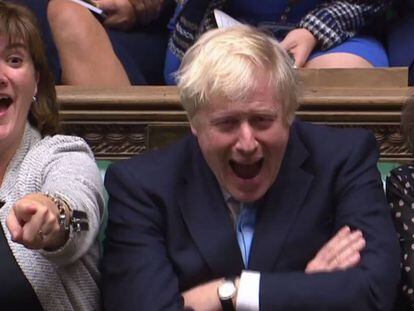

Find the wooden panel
[[62, 122, 148, 159], [56, 83, 412, 161]]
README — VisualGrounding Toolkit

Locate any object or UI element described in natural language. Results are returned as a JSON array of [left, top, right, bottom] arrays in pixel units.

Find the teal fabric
[[378, 162, 402, 189]]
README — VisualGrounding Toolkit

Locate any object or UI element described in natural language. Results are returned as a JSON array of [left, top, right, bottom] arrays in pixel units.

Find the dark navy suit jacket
[[102, 120, 400, 311]]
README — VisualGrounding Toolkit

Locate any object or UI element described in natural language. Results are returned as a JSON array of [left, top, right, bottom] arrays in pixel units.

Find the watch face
[[219, 281, 236, 299]]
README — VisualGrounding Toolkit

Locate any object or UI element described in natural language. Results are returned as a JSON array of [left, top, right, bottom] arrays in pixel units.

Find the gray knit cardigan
[[0, 123, 104, 311]]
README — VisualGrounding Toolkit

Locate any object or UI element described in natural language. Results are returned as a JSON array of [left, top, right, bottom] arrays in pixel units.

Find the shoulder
[[386, 165, 414, 219], [21, 134, 98, 180], [292, 121, 379, 175], [388, 164, 414, 188], [294, 121, 377, 154], [389, 164, 414, 178], [25, 134, 96, 167], [33, 134, 94, 157], [105, 134, 195, 188]]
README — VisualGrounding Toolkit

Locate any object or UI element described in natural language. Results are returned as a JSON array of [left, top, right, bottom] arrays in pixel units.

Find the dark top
[[0, 211, 43, 311], [387, 164, 414, 310]]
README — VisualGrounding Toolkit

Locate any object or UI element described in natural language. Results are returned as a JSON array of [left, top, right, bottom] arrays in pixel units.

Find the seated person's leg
[[108, 29, 168, 85], [305, 36, 389, 68], [47, 0, 131, 86], [305, 53, 372, 68], [387, 10, 414, 86], [106, 3, 174, 85]]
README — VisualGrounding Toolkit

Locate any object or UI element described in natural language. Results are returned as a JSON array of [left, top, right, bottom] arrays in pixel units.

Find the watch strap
[[220, 297, 235, 311]]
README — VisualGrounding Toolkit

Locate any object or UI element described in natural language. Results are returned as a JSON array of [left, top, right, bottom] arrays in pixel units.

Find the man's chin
[[228, 185, 267, 203], [221, 171, 270, 201]]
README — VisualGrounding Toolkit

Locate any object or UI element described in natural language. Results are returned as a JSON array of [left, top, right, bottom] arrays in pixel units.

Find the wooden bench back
[[57, 68, 413, 162]]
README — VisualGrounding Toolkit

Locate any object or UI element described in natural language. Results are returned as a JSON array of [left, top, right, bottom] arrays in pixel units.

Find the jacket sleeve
[[102, 162, 184, 311], [298, 0, 390, 50], [386, 167, 414, 306], [38, 136, 104, 265], [259, 132, 400, 310]]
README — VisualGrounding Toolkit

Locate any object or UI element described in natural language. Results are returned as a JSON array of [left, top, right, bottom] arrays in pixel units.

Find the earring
[[32, 95, 38, 105]]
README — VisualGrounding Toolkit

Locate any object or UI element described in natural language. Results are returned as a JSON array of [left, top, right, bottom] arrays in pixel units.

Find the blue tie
[[236, 203, 257, 267]]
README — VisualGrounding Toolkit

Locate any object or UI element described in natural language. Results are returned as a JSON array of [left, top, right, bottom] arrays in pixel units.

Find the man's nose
[[235, 122, 258, 154]]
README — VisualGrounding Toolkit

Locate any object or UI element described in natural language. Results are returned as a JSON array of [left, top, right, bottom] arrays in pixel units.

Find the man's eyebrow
[[249, 107, 280, 115]]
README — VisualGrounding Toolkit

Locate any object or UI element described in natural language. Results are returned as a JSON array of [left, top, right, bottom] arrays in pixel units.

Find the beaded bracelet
[[44, 193, 89, 232], [44, 193, 71, 232]]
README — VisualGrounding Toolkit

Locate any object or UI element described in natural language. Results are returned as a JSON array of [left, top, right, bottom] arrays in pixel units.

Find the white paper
[[67, 0, 106, 17], [214, 9, 242, 28]]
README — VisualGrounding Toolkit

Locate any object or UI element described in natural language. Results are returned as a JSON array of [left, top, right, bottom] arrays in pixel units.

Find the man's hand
[[94, 0, 137, 30], [94, 0, 163, 29], [181, 226, 364, 308], [182, 278, 241, 310], [128, 0, 164, 25], [6, 193, 68, 250], [280, 28, 317, 68], [182, 279, 223, 311], [305, 226, 366, 273]]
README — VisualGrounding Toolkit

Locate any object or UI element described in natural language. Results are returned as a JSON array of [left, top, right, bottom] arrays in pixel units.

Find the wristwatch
[[217, 278, 237, 311]]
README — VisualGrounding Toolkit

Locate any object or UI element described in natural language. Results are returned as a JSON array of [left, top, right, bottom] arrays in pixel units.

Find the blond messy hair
[[176, 25, 298, 125]]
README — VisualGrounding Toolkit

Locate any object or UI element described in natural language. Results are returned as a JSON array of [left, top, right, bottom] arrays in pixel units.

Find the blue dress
[[164, 0, 388, 85]]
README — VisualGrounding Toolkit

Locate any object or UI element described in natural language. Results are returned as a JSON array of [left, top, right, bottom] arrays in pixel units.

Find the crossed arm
[[183, 226, 366, 311]]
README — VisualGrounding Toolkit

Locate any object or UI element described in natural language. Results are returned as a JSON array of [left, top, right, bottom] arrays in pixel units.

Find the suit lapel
[[249, 123, 314, 271], [178, 139, 244, 277]]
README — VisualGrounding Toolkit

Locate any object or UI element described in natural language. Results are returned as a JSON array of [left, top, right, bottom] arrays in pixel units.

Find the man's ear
[[190, 123, 198, 136], [189, 116, 199, 136]]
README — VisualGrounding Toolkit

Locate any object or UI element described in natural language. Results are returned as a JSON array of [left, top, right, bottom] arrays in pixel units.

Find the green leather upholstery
[[378, 162, 402, 189]]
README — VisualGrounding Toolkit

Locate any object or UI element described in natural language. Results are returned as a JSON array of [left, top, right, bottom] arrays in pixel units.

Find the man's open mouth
[[0, 96, 12, 112], [230, 159, 263, 179]]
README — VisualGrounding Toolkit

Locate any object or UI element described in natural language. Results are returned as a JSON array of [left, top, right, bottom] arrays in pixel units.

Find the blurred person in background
[[387, 98, 414, 310]]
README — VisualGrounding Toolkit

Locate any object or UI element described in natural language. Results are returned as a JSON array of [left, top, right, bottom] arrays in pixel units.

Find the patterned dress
[[386, 164, 414, 309]]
